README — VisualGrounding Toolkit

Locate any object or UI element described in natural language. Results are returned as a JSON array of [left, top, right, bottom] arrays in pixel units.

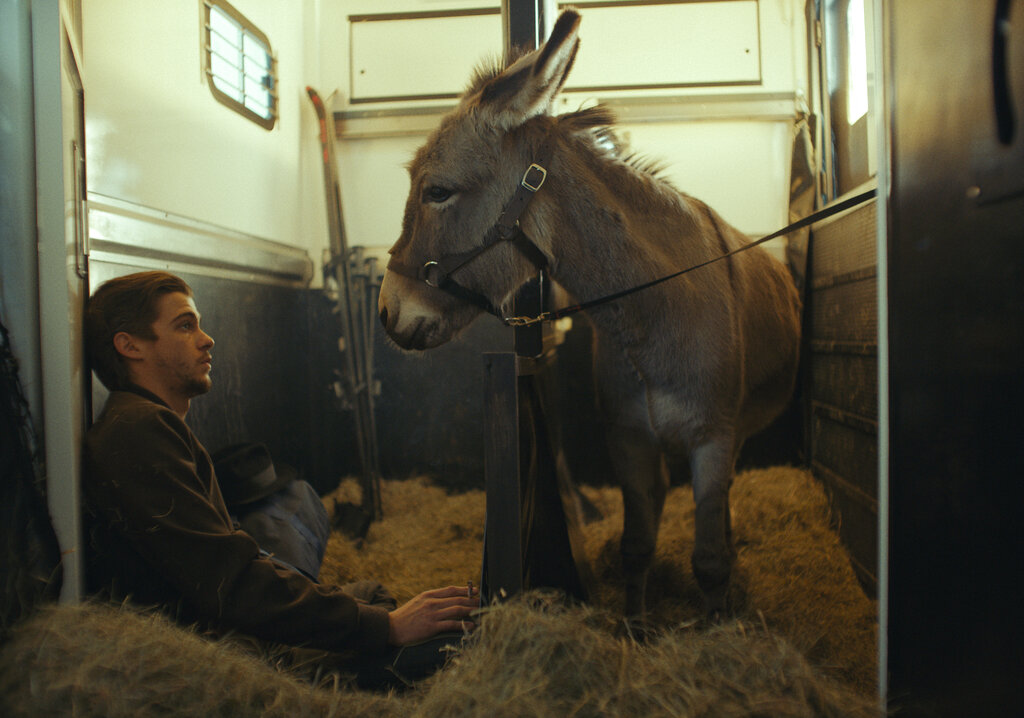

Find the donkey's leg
[[611, 428, 670, 617], [724, 437, 744, 551], [690, 434, 739, 617]]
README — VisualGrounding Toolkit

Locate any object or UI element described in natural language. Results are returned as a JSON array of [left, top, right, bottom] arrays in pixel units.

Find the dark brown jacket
[[82, 386, 389, 655]]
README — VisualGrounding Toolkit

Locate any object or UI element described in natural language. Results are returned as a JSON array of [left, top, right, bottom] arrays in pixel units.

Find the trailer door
[[31, 0, 89, 602]]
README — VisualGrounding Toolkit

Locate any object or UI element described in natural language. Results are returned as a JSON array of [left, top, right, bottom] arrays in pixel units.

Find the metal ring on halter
[[422, 261, 444, 288]]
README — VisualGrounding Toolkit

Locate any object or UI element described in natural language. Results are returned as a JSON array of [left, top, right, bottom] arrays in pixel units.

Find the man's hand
[[387, 585, 480, 646]]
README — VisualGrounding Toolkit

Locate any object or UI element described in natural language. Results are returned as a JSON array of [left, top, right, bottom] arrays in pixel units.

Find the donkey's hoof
[[702, 584, 731, 621], [703, 572, 748, 622]]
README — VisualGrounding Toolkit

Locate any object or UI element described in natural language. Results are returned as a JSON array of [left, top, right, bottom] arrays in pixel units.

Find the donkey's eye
[[423, 185, 454, 204]]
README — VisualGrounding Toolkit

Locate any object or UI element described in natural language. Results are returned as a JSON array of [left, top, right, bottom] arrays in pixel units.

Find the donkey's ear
[[477, 9, 581, 129]]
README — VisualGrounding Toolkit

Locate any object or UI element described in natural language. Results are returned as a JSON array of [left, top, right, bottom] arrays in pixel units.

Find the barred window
[[202, 0, 277, 130]]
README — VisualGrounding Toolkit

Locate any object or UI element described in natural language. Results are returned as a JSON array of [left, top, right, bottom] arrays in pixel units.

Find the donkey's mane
[[560, 106, 674, 186], [623, 152, 672, 183], [464, 60, 675, 189]]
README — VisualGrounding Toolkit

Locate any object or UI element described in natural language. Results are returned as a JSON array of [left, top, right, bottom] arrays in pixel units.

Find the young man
[[83, 271, 477, 686]]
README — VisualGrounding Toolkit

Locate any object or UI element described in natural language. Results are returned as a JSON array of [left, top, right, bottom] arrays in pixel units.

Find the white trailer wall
[[82, 1, 808, 288], [83, 0, 320, 283], [314, 0, 809, 263]]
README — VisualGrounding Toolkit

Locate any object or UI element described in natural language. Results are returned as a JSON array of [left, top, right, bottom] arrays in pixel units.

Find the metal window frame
[[811, 0, 876, 201], [200, 0, 277, 130]]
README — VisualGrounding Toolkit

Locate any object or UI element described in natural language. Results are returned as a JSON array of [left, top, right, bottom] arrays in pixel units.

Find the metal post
[[481, 352, 523, 601]]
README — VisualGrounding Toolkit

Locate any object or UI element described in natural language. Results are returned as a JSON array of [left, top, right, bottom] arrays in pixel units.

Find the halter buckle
[[521, 163, 547, 192]]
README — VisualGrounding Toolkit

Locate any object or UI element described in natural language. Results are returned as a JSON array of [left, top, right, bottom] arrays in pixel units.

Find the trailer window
[[816, 0, 876, 197], [201, 0, 277, 130]]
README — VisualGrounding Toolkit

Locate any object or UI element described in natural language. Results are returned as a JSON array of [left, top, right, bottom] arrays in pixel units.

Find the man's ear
[[113, 332, 144, 360]]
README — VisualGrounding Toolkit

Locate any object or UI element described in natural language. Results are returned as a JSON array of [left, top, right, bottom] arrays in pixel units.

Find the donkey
[[378, 9, 801, 617]]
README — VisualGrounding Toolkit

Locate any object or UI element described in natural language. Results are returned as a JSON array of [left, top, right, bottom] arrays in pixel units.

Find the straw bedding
[[0, 466, 880, 717]]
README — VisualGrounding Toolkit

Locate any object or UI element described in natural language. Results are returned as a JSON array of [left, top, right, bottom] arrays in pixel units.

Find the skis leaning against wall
[[307, 86, 382, 523]]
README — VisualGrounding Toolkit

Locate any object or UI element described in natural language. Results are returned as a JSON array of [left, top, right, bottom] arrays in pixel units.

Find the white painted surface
[[343, 0, 498, 13], [83, 1, 315, 254], [329, 0, 807, 112], [566, 1, 762, 89], [618, 120, 793, 238], [350, 12, 502, 101], [335, 133, 424, 251]]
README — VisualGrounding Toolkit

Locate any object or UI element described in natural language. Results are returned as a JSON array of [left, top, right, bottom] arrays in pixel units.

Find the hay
[[321, 476, 485, 602], [322, 466, 877, 695], [577, 467, 878, 693], [417, 594, 880, 718], [0, 601, 405, 718], [0, 466, 880, 717], [0, 594, 879, 718]]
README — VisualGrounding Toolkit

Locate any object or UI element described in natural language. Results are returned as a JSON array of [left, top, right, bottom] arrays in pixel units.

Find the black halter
[[385, 138, 555, 320]]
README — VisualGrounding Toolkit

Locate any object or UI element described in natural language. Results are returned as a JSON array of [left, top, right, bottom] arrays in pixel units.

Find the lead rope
[[502, 187, 878, 326]]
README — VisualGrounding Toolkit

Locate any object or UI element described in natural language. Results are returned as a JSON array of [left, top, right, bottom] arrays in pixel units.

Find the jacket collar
[[120, 383, 172, 410]]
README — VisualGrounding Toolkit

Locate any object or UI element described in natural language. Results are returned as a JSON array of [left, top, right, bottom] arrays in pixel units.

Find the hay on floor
[[321, 475, 486, 602], [321, 466, 877, 695], [0, 593, 880, 718], [0, 466, 880, 717], [417, 593, 880, 718], [577, 467, 878, 694], [0, 601, 403, 718]]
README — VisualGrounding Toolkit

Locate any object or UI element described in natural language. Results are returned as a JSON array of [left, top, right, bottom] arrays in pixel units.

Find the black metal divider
[[479, 276, 592, 604]]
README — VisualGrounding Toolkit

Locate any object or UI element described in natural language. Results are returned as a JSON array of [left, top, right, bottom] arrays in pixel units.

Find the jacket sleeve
[[83, 402, 390, 655]]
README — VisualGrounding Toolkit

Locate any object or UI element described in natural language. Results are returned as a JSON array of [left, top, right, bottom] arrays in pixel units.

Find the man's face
[[136, 292, 215, 401]]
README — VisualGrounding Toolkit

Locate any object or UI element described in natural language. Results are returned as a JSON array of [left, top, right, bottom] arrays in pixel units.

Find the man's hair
[[86, 271, 193, 391]]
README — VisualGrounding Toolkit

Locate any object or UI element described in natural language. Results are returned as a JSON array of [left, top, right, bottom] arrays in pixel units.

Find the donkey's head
[[378, 10, 581, 350]]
